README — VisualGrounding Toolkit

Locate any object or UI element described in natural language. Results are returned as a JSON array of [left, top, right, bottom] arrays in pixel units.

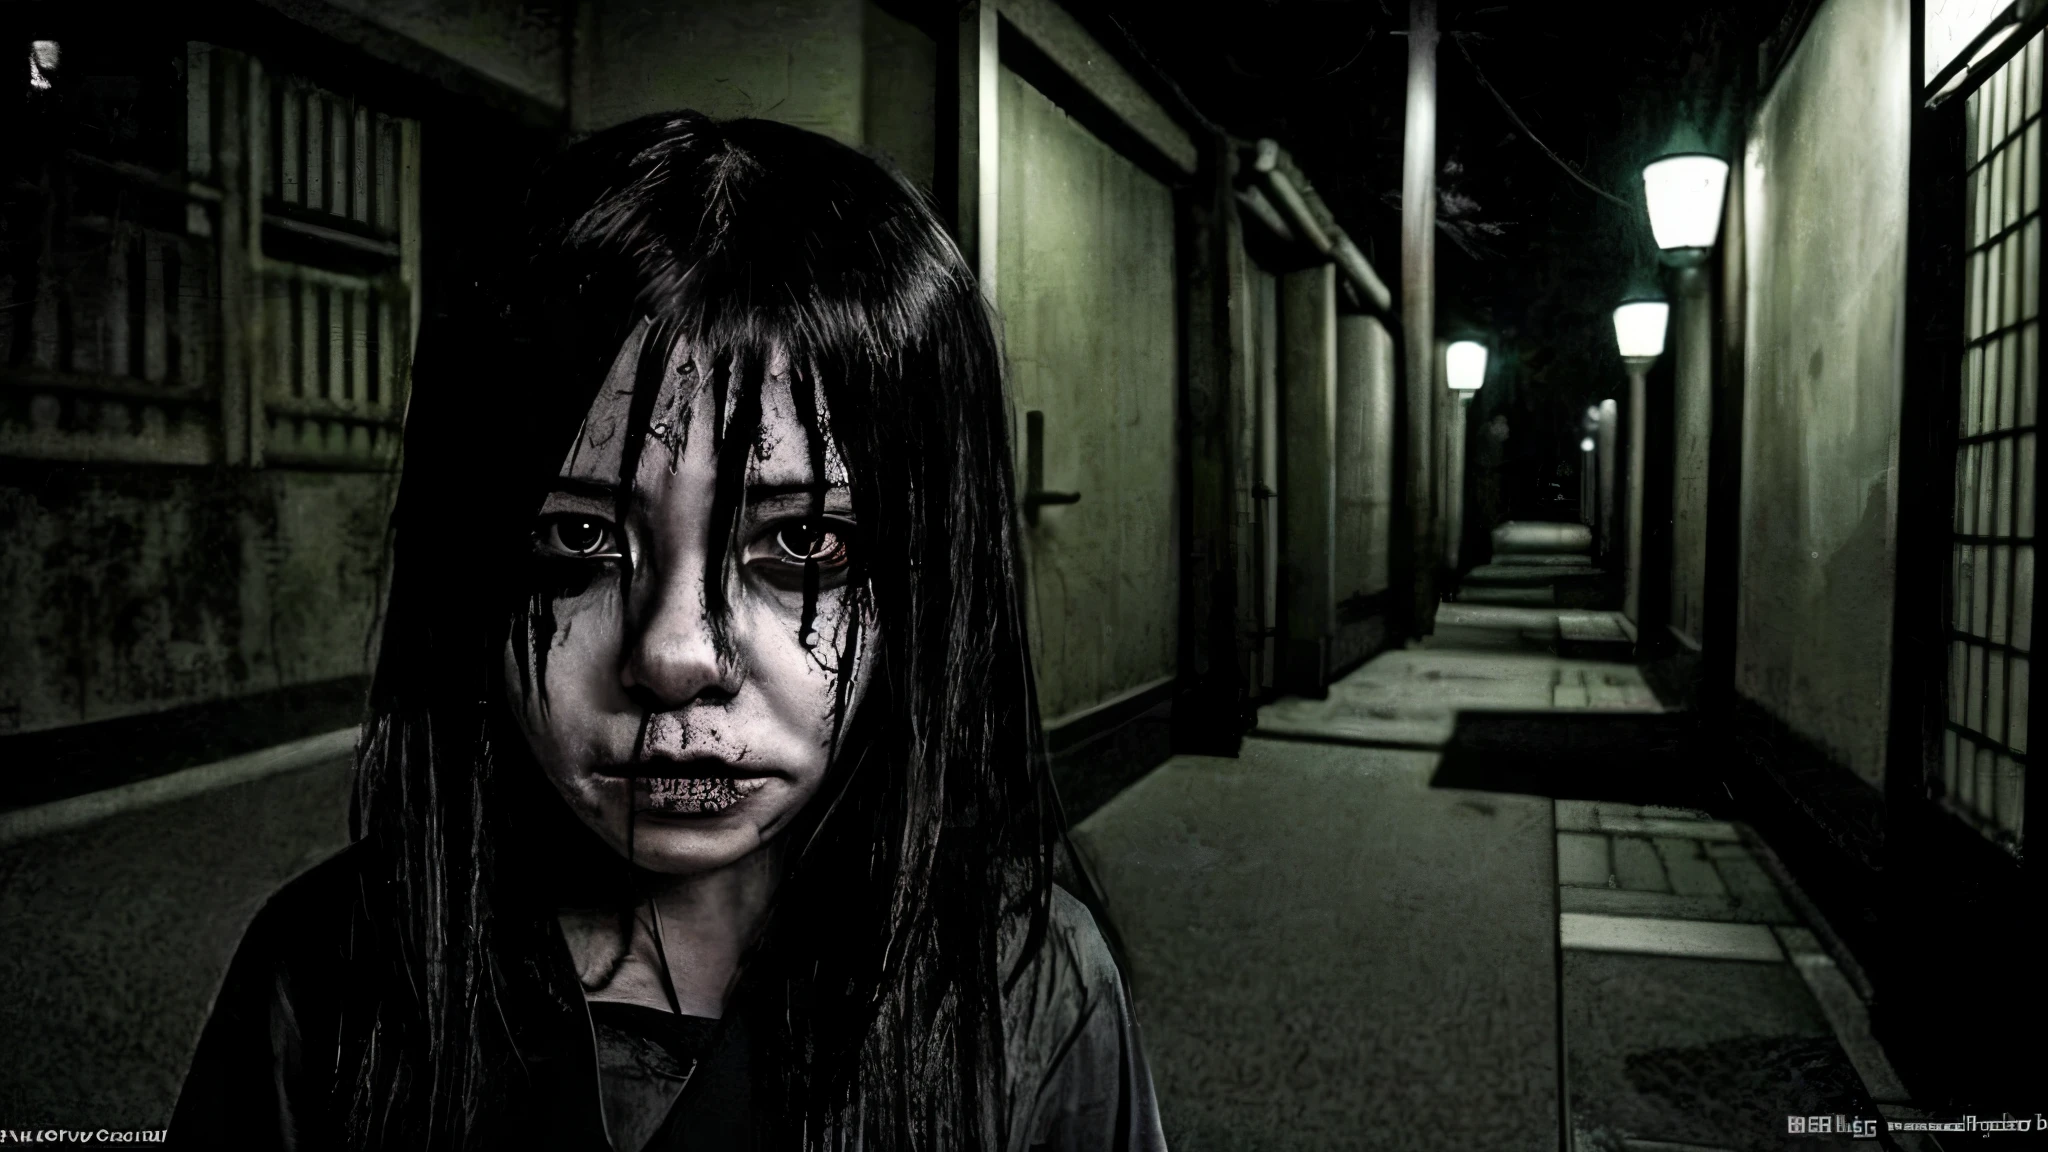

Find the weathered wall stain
[[0, 463, 389, 736], [1735, 0, 1909, 790]]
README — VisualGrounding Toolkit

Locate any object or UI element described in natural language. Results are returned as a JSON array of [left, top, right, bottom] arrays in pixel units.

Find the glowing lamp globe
[[1612, 301, 1669, 364], [1446, 340, 1488, 391], [1642, 154, 1730, 258], [1580, 436, 1596, 452]]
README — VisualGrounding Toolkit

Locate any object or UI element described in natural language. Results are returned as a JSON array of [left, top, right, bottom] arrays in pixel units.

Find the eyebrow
[[550, 477, 618, 500], [746, 482, 849, 501], [548, 479, 847, 502]]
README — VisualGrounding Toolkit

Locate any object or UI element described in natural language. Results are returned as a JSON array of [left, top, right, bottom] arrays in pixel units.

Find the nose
[[619, 550, 741, 709]]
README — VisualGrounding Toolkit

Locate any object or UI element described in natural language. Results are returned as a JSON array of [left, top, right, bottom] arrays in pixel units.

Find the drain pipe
[[1248, 139, 1394, 316]]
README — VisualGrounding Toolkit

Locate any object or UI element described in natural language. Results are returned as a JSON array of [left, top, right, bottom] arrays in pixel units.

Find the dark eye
[[772, 519, 852, 567], [536, 514, 620, 559]]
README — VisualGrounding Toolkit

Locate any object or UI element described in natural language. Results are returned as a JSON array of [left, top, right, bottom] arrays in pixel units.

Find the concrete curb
[[0, 727, 359, 848]]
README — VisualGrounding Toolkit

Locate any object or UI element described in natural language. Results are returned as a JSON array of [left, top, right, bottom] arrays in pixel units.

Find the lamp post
[[1579, 427, 1598, 530], [1579, 405, 1602, 530], [1443, 340, 1486, 570], [1597, 397, 1619, 560], [1613, 299, 1669, 627], [1642, 142, 1730, 648]]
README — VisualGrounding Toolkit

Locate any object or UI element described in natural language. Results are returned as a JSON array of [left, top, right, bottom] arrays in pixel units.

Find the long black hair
[[350, 111, 1062, 1149]]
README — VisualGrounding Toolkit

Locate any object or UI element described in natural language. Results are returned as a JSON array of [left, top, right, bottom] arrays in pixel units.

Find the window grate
[[1944, 32, 2042, 854]]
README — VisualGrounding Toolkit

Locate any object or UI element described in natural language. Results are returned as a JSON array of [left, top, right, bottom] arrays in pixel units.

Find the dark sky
[[1099, 0, 1775, 488]]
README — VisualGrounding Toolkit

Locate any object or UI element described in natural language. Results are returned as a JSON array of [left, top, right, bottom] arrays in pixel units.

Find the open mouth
[[638, 774, 770, 815], [597, 759, 775, 817]]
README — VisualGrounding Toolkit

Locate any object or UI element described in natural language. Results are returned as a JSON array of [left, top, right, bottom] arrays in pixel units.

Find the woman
[[170, 112, 1166, 1152]]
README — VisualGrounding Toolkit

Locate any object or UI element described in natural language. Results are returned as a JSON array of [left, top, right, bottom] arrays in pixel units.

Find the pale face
[[505, 326, 874, 875]]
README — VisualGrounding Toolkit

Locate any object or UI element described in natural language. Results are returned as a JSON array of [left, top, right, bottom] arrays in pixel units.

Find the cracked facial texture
[[504, 322, 875, 874]]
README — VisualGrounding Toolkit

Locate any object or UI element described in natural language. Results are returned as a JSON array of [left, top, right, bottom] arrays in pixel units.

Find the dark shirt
[[588, 1002, 747, 1152], [169, 843, 1166, 1151]]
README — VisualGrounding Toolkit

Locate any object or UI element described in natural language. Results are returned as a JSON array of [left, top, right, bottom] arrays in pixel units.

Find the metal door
[[997, 63, 1180, 727]]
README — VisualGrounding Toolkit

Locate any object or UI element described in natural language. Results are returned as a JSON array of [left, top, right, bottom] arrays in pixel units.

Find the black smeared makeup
[[789, 357, 830, 649], [512, 315, 869, 718], [611, 316, 685, 646], [700, 345, 767, 676]]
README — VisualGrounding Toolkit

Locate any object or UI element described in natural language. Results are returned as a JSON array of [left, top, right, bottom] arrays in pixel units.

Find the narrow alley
[[1, 1, 2041, 1149]]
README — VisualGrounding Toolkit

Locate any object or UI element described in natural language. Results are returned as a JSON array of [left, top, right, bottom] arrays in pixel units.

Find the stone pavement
[[1553, 800, 1928, 1152]]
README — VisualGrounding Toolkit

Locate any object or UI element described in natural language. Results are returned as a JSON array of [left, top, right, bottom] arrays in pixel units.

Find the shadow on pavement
[[1430, 710, 1729, 814]]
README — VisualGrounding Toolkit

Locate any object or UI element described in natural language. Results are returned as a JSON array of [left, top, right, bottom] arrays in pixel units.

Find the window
[[1944, 31, 2040, 853], [1, 39, 418, 470]]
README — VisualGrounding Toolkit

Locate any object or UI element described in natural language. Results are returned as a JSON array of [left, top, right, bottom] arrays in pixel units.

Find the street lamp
[[1631, 128, 1728, 644], [1612, 299, 1670, 369], [1446, 340, 1488, 398], [1440, 340, 1486, 571], [1642, 152, 1729, 267]]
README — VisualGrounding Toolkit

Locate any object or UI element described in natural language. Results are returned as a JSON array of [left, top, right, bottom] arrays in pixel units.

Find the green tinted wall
[[1737, 0, 1910, 787], [997, 64, 1179, 724], [572, 0, 865, 140]]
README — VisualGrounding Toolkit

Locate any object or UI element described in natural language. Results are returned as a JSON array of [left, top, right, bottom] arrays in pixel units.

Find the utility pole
[[1401, 0, 1438, 636]]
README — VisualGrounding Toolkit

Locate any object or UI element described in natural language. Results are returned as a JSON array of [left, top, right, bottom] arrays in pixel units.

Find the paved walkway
[[1077, 604, 1924, 1152], [1255, 605, 1655, 749], [0, 754, 352, 1127], [1077, 736, 1560, 1151]]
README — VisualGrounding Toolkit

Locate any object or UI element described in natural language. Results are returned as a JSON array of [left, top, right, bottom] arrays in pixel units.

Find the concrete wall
[[568, 1, 936, 190], [316, 0, 569, 109], [1280, 265, 1338, 689], [861, 2, 938, 193], [1737, 0, 1910, 787], [997, 63, 1179, 724], [1337, 313, 1396, 602], [303, 0, 935, 157], [0, 465, 388, 736], [570, 0, 866, 139]]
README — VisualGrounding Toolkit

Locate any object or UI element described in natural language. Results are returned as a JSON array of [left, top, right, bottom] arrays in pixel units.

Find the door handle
[[1022, 409, 1081, 525]]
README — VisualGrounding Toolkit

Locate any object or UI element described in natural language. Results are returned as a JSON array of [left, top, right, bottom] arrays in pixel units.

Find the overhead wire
[[1450, 31, 1633, 211]]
